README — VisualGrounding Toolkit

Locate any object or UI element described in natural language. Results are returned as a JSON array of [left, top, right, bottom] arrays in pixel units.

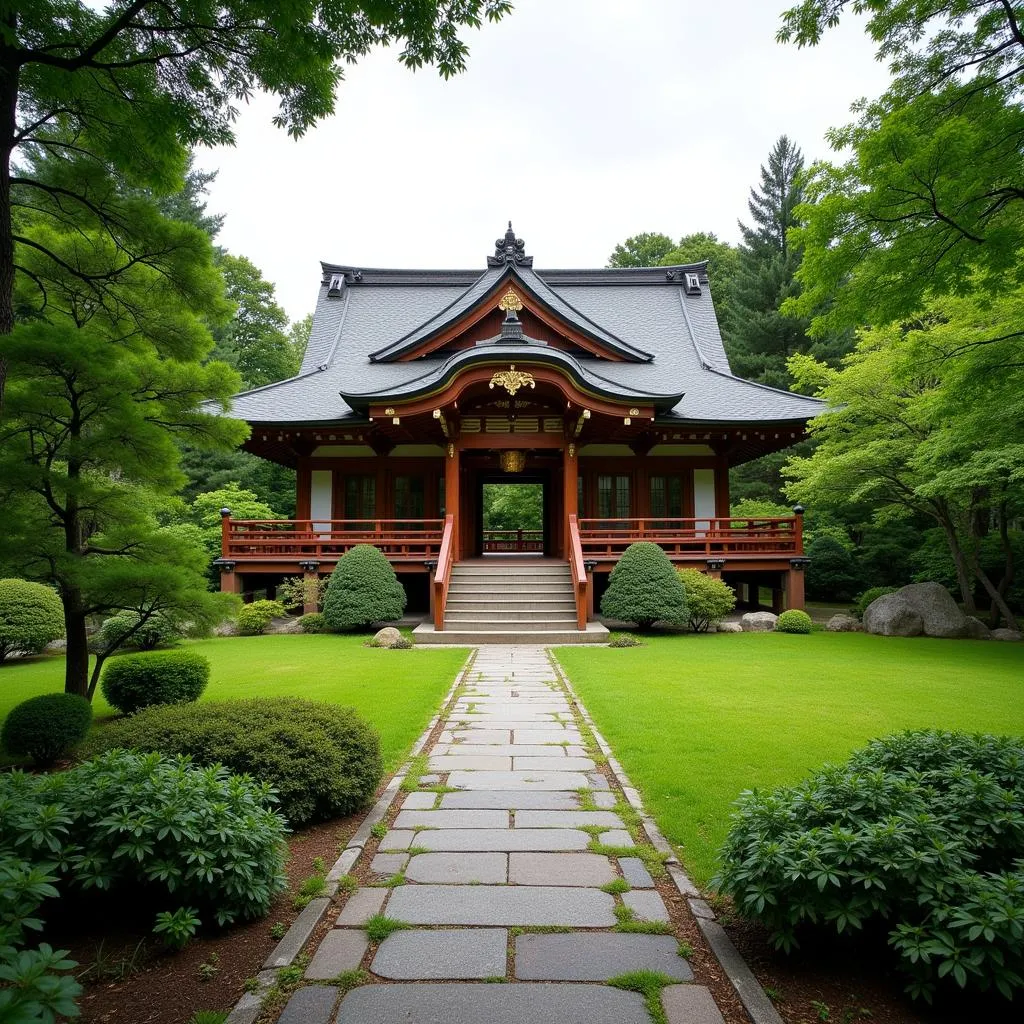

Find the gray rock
[[715, 621, 743, 633], [863, 592, 924, 637], [45, 637, 67, 651], [619, 857, 655, 888], [515, 933, 692, 982], [266, 616, 302, 634], [661, 985, 726, 1024], [992, 628, 1023, 642], [277, 986, 338, 1024], [864, 582, 969, 638], [508, 852, 616, 887], [335, 983, 648, 1024], [372, 625, 403, 648], [622, 889, 670, 922], [826, 614, 861, 632], [740, 611, 777, 632], [305, 929, 369, 979], [964, 616, 991, 640], [213, 620, 239, 636], [372, 928, 507, 979], [386, 884, 616, 926], [404, 852, 507, 884]]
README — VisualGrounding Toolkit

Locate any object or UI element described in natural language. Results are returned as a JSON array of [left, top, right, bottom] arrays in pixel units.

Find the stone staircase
[[414, 560, 609, 645]]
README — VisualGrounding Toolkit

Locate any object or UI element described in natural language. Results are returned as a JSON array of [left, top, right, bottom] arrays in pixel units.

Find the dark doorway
[[476, 475, 547, 555]]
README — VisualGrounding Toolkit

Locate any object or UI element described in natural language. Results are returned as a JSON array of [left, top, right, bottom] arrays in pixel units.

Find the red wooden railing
[[222, 518, 445, 560], [567, 514, 588, 630], [433, 514, 455, 630], [482, 529, 544, 553], [577, 516, 803, 558]]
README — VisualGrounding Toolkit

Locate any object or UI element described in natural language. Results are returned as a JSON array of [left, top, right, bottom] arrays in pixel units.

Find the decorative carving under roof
[[489, 365, 536, 396], [497, 287, 524, 312], [488, 222, 533, 267]]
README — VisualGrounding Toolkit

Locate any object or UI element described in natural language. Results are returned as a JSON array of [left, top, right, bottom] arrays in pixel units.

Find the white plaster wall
[[693, 468, 716, 533], [310, 469, 333, 533]]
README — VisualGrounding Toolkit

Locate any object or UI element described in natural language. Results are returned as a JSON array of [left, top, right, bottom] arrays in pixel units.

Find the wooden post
[[787, 558, 809, 610], [563, 442, 578, 560], [298, 560, 320, 614], [445, 443, 460, 561], [706, 558, 725, 580], [772, 587, 785, 614], [214, 560, 239, 595], [220, 507, 232, 558]]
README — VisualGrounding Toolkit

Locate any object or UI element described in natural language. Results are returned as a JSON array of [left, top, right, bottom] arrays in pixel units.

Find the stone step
[[446, 583, 573, 595], [440, 618, 581, 631], [444, 598, 578, 611], [452, 564, 571, 576], [414, 623, 610, 645]]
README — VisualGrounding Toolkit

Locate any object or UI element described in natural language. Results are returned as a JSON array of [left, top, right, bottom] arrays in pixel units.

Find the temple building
[[216, 225, 822, 642]]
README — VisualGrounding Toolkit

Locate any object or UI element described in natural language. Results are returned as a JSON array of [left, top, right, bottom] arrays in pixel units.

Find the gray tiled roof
[[227, 258, 826, 426]]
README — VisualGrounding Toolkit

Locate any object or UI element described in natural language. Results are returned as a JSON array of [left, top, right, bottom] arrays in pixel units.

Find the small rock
[[992, 628, 1023, 642], [373, 626, 403, 648], [826, 614, 861, 632], [213, 620, 239, 637], [45, 637, 67, 651], [267, 616, 302, 634], [963, 616, 991, 640], [740, 611, 777, 632], [715, 622, 743, 633]]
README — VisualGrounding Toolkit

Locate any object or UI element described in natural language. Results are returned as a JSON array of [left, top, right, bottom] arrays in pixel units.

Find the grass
[[0, 635, 467, 771], [556, 631, 1024, 886], [607, 970, 679, 1024], [364, 913, 409, 943]]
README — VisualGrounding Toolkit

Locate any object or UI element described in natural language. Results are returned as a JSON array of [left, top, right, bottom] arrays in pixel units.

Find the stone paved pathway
[[275, 646, 729, 1024]]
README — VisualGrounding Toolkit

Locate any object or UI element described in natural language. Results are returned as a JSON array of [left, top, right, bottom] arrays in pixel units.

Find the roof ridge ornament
[[488, 221, 533, 267]]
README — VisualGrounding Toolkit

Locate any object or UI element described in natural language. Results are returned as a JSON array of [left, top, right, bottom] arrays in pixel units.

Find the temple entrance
[[473, 471, 550, 556]]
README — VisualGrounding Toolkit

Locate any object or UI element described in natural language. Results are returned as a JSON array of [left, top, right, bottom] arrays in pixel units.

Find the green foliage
[[236, 600, 287, 636], [607, 634, 643, 648], [481, 483, 543, 532], [600, 543, 687, 630], [187, 484, 283, 565], [0, 580, 64, 662], [775, 609, 813, 634], [1, 693, 92, 767], [607, 232, 677, 268], [390, 636, 414, 650], [101, 650, 210, 716], [607, 969, 678, 1024], [364, 914, 410, 944], [153, 907, 202, 950], [677, 569, 736, 633], [94, 611, 181, 653], [0, 941, 82, 1024], [715, 729, 1024, 1001], [730, 498, 792, 519], [805, 536, 862, 603], [855, 587, 899, 619], [323, 546, 407, 631], [1, 750, 287, 932], [277, 576, 326, 614], [87, 698, 382, 827], [298, 612, 332, 634]]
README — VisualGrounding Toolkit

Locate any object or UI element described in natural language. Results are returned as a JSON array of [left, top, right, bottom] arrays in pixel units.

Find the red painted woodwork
[[482, 529, 544, 553], [577, 517, 803, 559], [567, 514, 588, 630], [223, 519, 444, 562], [433, 514, 455, 629]]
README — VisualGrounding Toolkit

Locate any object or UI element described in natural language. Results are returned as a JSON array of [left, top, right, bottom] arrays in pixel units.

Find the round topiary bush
[[236, 599, 287, 636], [323, 545, 406, 631], [100, 650, 210, 716], [87, 698, 382, 827], [607, 633, 642, 648], [1, 693, 92, 766], [677, 568, 737, 632], [298, 612, 331, 634], [599, 542, 686, 630], [775, 609, 813, 634], [855, 586, 899, 619], [94, 610, 181, 653], [0, 579, 65, 661]]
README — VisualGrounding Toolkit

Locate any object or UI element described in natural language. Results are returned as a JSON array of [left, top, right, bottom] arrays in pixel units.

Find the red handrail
[[568, 514, 588, 630], [576, 517, 802, 558], [223, 518, 445, 560], [433, 514, 455, 631]]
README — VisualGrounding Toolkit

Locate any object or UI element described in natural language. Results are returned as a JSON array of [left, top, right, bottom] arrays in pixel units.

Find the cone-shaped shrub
[[600, 542, 687, 630], [323, 545, 406, 631], [0, 579, 65, 661]]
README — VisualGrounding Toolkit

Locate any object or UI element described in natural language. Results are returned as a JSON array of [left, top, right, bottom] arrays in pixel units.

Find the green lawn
[[555, 632, 1024, 887], [0, 636, 468, 771]]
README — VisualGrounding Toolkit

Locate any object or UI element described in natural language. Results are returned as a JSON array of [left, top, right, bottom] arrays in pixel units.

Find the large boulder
[[372, 626, 403, 648], [992, 628, 1023, 643], [740, 611, 778, 633], [863, 582, 968, 639], [826, 614, 862, 633], [963, 616, 991, 641]]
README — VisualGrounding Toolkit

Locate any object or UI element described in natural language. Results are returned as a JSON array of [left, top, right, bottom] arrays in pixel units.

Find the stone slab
[[369, 853, 408, 876], [378, 830, 413, 851], [441, 791, 581, 810], [404, 852, 507, 884], [515, 810, 624, 829], [371, 928, 507, 980], [593, 792, 617, 809], [623, 889, 670, 922], [661, 985, 726, 1024], [600, 829, 634, 847], [588, 773, 611, 790], [448, 730, 511, 744], [417, 828, 590, 852], [386, 884, 616, 926], [448, 771, 588, 791], [513, 756, 596, 771], [450, 720, 567, 732], [434, 744, 572, 757], [619, 857, 656, 888], [514, 933, 693, 982], [277, 985, 337, 1024], [305, 929, 369, 979], [336, 887, 386, 926], [264, 897, 330, 968], [428, 755, 513, 771], [335, 983, 648, 1024], [394, 809, 509, 829], [401, 792, 437, 810], [512, 730, 583, 743], [508, 852, 616, 886]]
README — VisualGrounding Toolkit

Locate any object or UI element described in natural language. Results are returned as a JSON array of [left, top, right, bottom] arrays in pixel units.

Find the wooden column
[[563, 442, 578, 560], [445, 443, 461, 561], [216, 561, 240, 596], [787, 559, 808, 610], [299, 561, 321, 614]]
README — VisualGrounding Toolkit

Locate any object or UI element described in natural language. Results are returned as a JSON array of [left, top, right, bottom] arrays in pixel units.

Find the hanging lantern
[[499, 450, 527, 473]]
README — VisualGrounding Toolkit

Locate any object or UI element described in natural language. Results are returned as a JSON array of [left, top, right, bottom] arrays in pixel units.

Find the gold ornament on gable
[[489, 364, 536, 396]]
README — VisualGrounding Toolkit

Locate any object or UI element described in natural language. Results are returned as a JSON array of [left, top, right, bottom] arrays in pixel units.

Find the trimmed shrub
[[600, 543, 686, 630], [677, 568, 736, 632], [236, 599, 287, 636], [87, 697, 383, 827], [276, 576, 327, 614], [775, 609, 813, 634], [805, 536, 862, 602], [1, 693, 92, 767], [855, 586, 899, 619], [0, 579, 64, 661], [323, 545, 406, 631], [715, 730, 1024, 1001], [0, 749, 287, 930], [298, 612, 331, 634], [607, 633, 642, 648], [101, 650, 210, 716], [94, 610, 181, 653], [390, 636, 413, 649]]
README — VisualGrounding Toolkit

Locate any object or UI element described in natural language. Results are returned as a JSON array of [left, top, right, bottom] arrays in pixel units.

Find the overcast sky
[[194, 0, 891, 322]]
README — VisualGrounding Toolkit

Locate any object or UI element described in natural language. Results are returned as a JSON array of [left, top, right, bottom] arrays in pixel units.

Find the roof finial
[[488, 222, 533, 268]]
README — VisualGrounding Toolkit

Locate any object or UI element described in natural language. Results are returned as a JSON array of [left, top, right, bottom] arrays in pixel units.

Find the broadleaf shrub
[[600, 543, 686, 630], [855, 586, 899, 619], [323, 545, 406, 630], [87, 698, 383, 827], [607, 633, 642, 648], [715, 730, 1024, 1001], [94, 610, 181, 652], [1, 693, 92, 767], [775, 609, 813, 634], [236, 600, 287, 636], [0, 578, 64, 661], [298, 612, 332, 634], [677, 569, 736, 632], [276, 576, 327, 614], [101, 650, 210, 715]]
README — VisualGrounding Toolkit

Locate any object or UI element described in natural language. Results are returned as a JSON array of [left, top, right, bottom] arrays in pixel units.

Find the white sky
[[193, 0, 891, 322]]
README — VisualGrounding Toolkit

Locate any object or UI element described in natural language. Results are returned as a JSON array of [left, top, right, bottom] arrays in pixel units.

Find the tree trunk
[[988, 501, 1015, 628], [62, 589, 91, 698], [0, 33, 19, 415], [936, 514, 977, 614]]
